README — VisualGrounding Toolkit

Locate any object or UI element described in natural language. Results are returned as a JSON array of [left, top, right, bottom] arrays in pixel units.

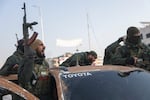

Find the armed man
[[18, 3, 54, 100], [60, 50, 97, 67], [18, 39, 54, 100], [111, 26, 150, 71]]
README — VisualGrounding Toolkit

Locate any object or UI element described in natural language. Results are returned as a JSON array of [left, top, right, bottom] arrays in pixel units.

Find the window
[[140, 34, 143, 39], [146, 33, 150, 38]]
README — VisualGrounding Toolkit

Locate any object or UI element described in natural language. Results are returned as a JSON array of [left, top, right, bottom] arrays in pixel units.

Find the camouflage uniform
[[103, 37, 124, 65], [60, 51, 97, 67], [0, 50, 23, 76], [18, 39, 54, 100], [111, 26, 150, 71], [19, 58, 53, 100], [0, 39, 24, 76]]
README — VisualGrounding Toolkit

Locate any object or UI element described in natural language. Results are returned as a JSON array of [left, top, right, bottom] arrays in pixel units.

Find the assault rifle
[[19, 3, 38, 83], [22, 2, 38, 56]]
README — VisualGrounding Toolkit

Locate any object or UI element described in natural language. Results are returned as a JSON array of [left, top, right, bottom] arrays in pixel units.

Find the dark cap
[[89, 50, 97, 59], [127, 26, 140, 37]]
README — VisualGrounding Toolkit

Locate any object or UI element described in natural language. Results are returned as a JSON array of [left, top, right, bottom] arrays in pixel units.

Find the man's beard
[[37, 51, 45, 58]]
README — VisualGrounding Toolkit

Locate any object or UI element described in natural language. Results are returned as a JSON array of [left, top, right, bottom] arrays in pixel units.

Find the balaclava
[[126, 26, 141, 45]]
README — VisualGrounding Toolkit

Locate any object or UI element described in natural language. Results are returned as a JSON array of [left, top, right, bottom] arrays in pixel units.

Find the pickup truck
[[53, 65, 150, 100], [1, 65, 150, 100]]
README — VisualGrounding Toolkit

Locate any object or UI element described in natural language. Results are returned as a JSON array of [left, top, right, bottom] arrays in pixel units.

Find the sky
[[0, 0, 150, 66]]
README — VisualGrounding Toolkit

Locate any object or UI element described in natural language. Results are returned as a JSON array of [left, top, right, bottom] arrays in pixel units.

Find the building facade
[[139, 23, 150, 47]]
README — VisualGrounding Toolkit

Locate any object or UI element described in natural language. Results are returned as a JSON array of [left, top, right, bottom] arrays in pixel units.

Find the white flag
[[56, 38, 82, 47]]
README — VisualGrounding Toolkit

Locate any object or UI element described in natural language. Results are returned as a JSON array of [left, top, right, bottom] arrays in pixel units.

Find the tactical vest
[[129, 48, 142, 57], [128, 46, 150, 70], [32, 60, 51, 96]]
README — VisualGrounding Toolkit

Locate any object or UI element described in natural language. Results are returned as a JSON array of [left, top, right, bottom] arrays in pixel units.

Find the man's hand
[[13, 64, 19, 70]]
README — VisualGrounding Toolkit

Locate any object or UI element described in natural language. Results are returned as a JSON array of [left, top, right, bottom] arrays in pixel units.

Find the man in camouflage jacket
[[0, 39, 24, 76], [111, 26, 150, 71], [18, 39, 55, 100], [103, 36, 125, 65], [60, 50, 97, 67]]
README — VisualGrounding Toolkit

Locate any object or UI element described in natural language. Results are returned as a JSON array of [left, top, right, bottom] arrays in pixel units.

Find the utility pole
[[87, 13, 91, 50]]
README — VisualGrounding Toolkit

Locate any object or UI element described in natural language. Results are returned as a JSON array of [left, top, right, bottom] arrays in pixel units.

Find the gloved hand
[[24, 45, 36, 59], [126, 57, 135, 65]]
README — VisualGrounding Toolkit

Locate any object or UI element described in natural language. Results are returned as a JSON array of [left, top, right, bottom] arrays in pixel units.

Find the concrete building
[[47, 52, 73, 67], [139, 22, 150, 47]]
